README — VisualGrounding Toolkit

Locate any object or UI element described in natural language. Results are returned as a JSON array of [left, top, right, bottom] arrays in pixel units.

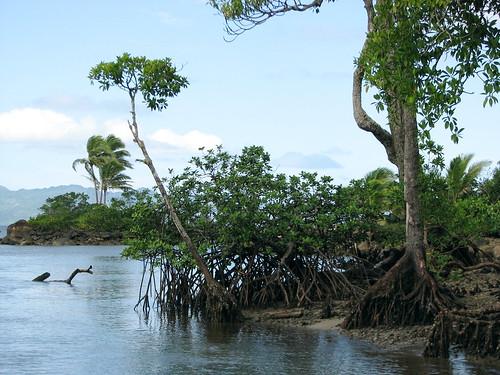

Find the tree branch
[[352, 0, 397, 166], [220, 0, 326, 38]]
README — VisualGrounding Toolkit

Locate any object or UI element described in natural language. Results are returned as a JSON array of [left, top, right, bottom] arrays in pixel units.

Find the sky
[[0, 0, 498, 191]]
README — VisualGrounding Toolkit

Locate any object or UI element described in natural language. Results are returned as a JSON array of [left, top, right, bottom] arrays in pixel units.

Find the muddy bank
[[242, 303, 430, 352], [241, 268, 500, 357]]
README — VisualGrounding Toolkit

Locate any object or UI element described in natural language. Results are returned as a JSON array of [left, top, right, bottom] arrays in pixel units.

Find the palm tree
[[73, 134, 132, 204], [99, 158, 132, 204], [101, 134, 132, 170], [98, 135, 132, 204], [446, 154, 490, 202], [72, 135, 108, 203], [363, 167, 398, 212]]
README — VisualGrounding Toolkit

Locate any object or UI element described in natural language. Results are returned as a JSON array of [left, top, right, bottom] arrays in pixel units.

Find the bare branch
[[65, 265, 93, 284], [218, 0, 326, 39]]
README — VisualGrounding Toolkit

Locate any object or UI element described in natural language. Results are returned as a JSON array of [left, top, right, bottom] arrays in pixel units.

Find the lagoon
[[0, 245, 497, 375]]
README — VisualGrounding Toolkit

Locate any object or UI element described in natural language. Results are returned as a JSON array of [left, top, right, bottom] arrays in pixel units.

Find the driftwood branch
[[33, 265, 93, 285], [64, 266, 93, 284]]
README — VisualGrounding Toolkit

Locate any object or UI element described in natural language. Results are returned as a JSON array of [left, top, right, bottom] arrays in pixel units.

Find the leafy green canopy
[[29, 192, 135, 233], [30, 193, 90, 231], [123, 146, 379, 262], [482, 162, 500, 203], [361, 0, 499, 149], [89, 53, 188, 111], [421, 159, 500, 251]]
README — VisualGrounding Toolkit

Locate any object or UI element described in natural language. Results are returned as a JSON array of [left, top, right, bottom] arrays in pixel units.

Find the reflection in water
[[0, 245, 498, 375]]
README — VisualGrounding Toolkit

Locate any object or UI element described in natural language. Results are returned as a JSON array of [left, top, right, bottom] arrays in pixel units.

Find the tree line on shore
[[30, 146, 499, 286], [29, 147, 500, 250]]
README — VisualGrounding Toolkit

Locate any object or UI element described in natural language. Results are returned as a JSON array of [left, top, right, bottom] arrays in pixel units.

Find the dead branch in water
[[33, 266, 93, 285]]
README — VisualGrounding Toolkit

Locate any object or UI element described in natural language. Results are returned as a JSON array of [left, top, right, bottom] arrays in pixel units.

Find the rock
[[1, 219, 34, 245]]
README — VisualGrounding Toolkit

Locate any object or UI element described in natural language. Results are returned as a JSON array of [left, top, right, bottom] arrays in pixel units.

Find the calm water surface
[[0, 245, 498, 375]]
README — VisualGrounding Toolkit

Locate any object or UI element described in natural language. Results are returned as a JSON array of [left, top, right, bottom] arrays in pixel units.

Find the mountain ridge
[[0, 185, 121, 225]]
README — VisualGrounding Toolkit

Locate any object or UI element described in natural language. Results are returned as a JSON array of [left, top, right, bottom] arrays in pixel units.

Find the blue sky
[[0, 0, 498, 190]]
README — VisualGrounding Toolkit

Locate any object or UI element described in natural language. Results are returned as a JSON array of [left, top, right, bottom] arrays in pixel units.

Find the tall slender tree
[[209, 0, 499, 327], [89, 53, 238, 320]]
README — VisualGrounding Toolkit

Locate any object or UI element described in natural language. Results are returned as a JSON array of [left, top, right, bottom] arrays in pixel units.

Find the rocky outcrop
[[0, 219, 123, 246], [1, 220, 34, 245]]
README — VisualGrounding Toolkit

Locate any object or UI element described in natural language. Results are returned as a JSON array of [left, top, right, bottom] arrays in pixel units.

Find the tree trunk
[[342, 102, 454, 329], [342, 0, 456, 330], [94, 180, 100, 204], [387, 99, 406, 179], [402, 104, 424, 268], [127, 94, 238, 321]]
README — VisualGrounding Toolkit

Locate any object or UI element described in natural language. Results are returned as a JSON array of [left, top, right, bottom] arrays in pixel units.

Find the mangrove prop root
[[32, 266, 93, 285], [341, 255, 455, 329], [133, 250, 361, 322], [424, 309, 500, 359], [202, 283, 241, 322]]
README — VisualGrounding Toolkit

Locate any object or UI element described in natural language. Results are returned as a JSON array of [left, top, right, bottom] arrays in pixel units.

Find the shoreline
[[241, 304, 430, 354], [0, 220, 123, 246]]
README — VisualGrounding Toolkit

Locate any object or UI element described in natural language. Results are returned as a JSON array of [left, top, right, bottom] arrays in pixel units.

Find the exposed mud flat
[[242, 268, 500, 359]]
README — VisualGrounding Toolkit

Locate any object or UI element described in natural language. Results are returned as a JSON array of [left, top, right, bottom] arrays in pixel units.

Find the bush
[[30, 192, 90, 231], [29, 191, 132, 234], [75, 204, 125, 232]]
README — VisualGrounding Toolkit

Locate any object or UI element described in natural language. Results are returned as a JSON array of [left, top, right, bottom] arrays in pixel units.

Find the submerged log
[[32, 266, 93, 285], [32, 272, 51, 282]]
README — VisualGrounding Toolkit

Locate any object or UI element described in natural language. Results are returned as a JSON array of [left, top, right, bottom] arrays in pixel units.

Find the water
[[0, 245, 498, 375]]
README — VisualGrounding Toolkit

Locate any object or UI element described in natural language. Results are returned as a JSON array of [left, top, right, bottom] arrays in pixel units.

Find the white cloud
[[150, 129, 222, 152], [0, 108, 95, 142], [103, 119, 133, 143]]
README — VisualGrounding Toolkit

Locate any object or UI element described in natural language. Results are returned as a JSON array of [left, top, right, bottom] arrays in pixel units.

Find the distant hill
[[0, 185, 121, 225]]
